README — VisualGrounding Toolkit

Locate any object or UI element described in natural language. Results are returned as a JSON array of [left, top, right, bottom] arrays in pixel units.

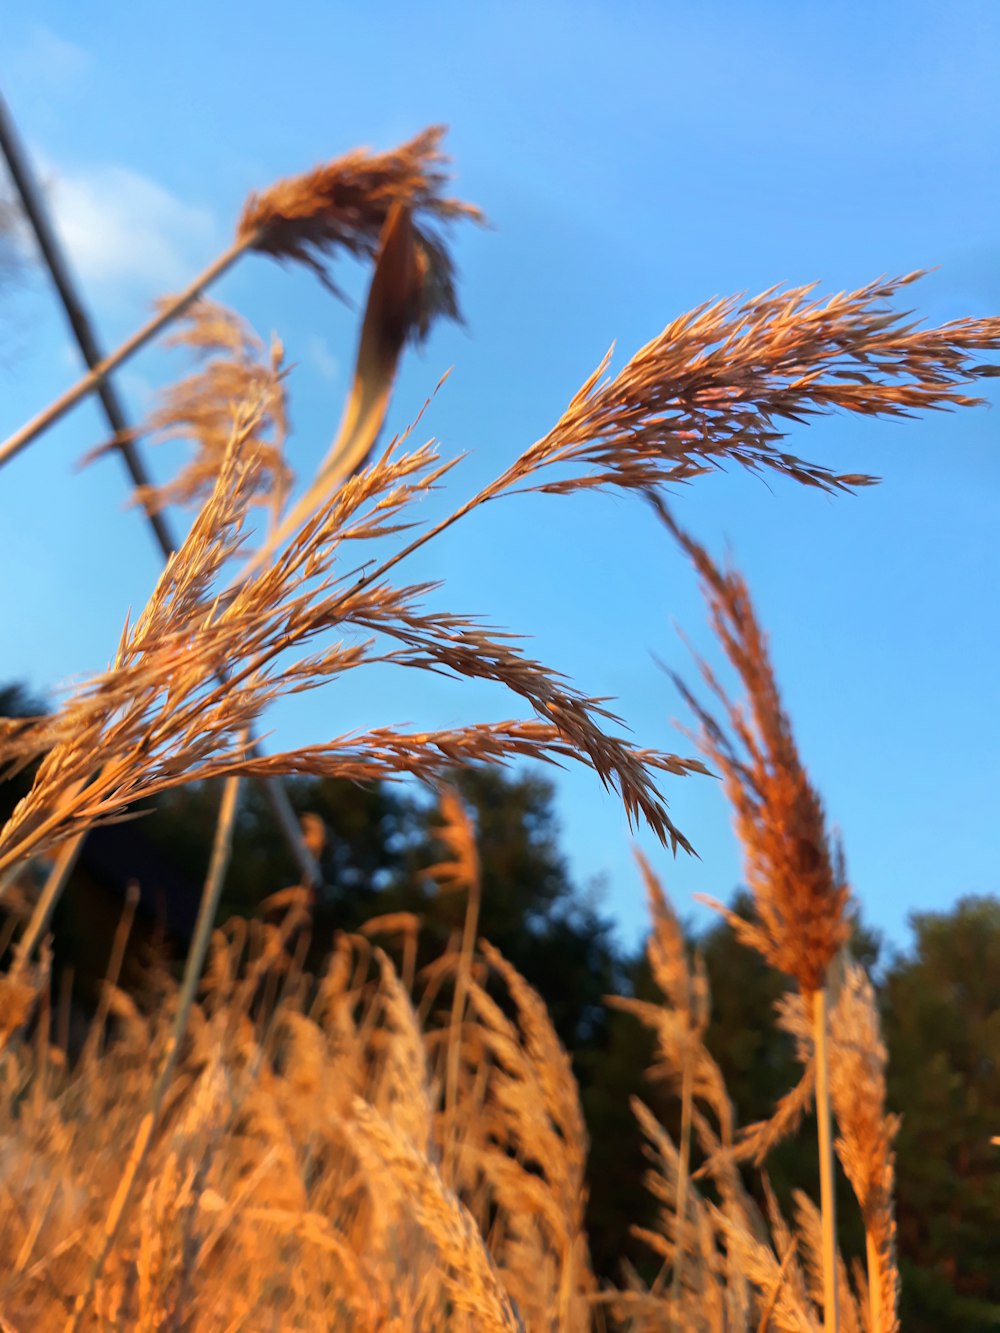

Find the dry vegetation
[[1, 125, 998, 1329]]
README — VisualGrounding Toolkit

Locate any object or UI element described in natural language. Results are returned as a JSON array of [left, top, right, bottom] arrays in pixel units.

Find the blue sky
[[1, 4, 998, 955]]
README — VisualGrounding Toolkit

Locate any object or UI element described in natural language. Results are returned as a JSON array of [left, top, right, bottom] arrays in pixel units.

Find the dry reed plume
[[0, 125, 482, 470], [1, 121, 995, 1329], [83, 299, 293, 523], [492, 271, 1000, 500], [658, 500, 850, 997], [663, 510, 903, 1331], [237, 125, 484, 330], [12, 258, 998, 891], [601, 855, 899, 1333], [0, 402, 705, 892], [828, 963, 901, 1333]]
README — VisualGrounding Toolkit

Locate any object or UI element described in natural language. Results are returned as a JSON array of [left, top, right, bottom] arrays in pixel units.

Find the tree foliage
[[882, 897, 1000, 1330]]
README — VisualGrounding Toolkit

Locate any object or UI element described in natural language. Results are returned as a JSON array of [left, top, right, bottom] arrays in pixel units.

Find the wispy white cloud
[[13, 23, 91, 89], [48, 162, 217, 302], [304, 333, 339, 383]]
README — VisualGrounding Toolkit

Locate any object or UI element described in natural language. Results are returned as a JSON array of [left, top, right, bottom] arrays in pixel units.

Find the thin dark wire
[[0, 90, 320, 889]]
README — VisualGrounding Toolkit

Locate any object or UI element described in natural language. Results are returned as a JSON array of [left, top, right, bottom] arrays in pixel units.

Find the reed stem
[[11, 833, 85, 979], [866, 1230, 882, 1333], [0, 234, 255, 472], [443, 863, 481, 1185], [671, 1045, 694, 1308], [65, 770, 243, 1332], [813, 984, 840, 1333]]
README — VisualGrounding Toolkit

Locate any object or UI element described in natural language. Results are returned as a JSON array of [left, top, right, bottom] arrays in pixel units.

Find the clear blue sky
[[2, 4, 998, 955]]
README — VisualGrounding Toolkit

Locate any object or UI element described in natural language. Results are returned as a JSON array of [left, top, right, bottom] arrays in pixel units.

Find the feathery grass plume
[[0, 709, 42, 764], [828, 960, 901, 1333], [457, 941, 595, 1330], [610, 851, 733, 1146], [623, 1095, 732, 1331], [609, 851, 733, 1309], [369, 947, 434, 1154], [659, 499, 850, 995], [348, 1098, 522, 1331], [604, 858, 760, 1330], [662, 501, 851, 1331], [242, 201, 450, 588], [0, 126, 482, 471], [238, 125, 484, 331], [259, 273, 1000, 668], [359, 910, 421, 993], [756, 1175, 815, 1322], [493, 272, 1000, 500], [0, 403, 703, 897], [85, 298, 293, 523], [710, 1179, 820, 1333], [792, 1190, 864, 1333]]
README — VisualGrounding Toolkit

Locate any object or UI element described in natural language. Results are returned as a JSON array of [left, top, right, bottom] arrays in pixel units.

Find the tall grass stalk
[[663, 503, 853, 1328], [668, 1041, 694, 1312], [867, 1232, 882, 1333], [65, 768, 242, 1331], [0, 237, 252, 471], [10, 835, 82, 982], [437, 794, 481, 1184], [813, 983, 840, 1332]]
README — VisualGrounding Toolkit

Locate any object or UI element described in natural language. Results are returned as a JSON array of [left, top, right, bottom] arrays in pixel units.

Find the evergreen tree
[[883, 897, 1000, 1331]]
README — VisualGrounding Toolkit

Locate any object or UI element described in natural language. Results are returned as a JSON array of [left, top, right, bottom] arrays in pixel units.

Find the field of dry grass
[[0, 842, 895, 1332], [1, 124, 998, 1330]]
